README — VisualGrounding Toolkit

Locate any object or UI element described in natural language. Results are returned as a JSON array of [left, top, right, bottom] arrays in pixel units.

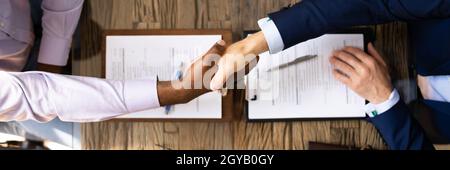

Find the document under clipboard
[[102, 29, 239, 121]]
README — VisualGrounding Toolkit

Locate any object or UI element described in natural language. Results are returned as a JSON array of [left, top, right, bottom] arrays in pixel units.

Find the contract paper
[[247, 34, 366, 120]]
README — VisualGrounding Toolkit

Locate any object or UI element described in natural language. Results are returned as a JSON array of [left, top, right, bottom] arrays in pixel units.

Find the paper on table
[[105, 35, 222, 119], [247, 34, 366, 120]]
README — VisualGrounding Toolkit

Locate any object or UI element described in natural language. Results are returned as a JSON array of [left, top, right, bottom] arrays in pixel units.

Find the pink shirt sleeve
[[38, 0, 84, 66], [0, 71, 160, 122]]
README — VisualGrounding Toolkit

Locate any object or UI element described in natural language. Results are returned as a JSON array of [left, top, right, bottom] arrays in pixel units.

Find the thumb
[[368, 43, 386, 67]]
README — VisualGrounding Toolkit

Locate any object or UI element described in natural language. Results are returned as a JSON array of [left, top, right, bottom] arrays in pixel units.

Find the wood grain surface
[[76, 0, 416, 150]]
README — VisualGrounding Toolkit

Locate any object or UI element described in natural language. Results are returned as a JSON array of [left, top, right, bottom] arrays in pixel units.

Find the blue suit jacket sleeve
[[268, 0, 450, 49], [370, 100, 434, 150]]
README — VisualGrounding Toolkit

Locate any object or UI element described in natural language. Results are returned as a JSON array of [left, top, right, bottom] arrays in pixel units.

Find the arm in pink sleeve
[[38, 0, 84, 66], [0, 71, 160, 122]]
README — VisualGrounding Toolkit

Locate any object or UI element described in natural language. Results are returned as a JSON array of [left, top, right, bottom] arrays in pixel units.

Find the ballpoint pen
[[266, 55, 318, 72], [165, 62, 184, 115], [220, 55, 317, 97]]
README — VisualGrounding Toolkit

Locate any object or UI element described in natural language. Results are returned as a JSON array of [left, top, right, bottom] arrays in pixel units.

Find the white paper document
[[247, 34, 366, 120], [105, 35, 222, 119]]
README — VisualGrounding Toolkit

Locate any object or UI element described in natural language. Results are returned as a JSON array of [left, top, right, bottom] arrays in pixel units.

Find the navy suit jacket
[[268, 0, 450, 150]]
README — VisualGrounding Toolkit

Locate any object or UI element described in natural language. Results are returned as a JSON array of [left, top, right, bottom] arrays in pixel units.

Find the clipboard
[[244, 28, 375, 122], [101, 29, 239, 122]]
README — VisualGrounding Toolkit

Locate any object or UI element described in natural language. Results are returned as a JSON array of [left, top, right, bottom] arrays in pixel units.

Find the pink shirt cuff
[[38, 35, 71, 66], [123, 79, 160, 113], [38, 0, 84, 66]]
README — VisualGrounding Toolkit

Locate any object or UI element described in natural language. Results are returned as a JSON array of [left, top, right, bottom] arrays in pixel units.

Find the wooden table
[[76, 0, 415, 150]]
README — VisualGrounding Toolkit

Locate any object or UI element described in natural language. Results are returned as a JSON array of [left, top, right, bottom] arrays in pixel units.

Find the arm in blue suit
[[267, 0, 450, 150], [369, 100, 434, 150], [269, 0, 450, 49]]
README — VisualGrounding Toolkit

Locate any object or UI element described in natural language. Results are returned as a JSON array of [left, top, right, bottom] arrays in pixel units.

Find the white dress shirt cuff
[[258, 17, 285, 54], [421, 76, 450, 102], [364, 89, 400, 118], [124, 79, 160, 113]]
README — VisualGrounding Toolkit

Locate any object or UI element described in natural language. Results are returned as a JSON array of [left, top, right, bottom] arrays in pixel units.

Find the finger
[[244, 54, 259, 74], [333, 50, 365, 72], [217, 40, 226, 46], [329, 56, 356, 77], [332, 69, 352, 86], [197, 40, 226, 68], [192, 40, 226, 62], [368, 43, 387, 67], [210, 58, 228, 90], [342, 46, 373, 65], [206, 40, 226, 56]]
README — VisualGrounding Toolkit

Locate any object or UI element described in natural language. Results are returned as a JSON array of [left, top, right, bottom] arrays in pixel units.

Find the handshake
[[158, 31, 393, 107], [157, 32, 269, 106]]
